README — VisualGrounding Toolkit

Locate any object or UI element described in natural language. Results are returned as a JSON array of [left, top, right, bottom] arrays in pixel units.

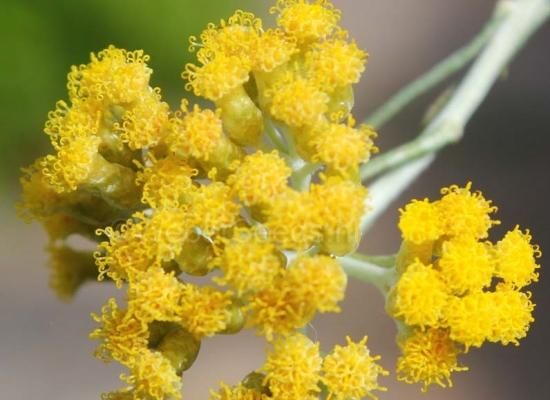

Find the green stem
[[290, 162, 320, 191], [263, 117, 288, 154], [364, 3, 507, 130], [359, 0, 550, 232], [338, 254, 396, 293]]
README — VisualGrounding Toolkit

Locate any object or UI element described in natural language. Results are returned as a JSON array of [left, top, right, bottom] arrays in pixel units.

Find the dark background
[[0, 1, 549, 399]]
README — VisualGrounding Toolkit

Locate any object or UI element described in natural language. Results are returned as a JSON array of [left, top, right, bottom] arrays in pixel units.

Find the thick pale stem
[[338, 254, 396, 293], [365, 2, 508, 130], [360, 0, 550, 232], [360, 0, 550, 183]]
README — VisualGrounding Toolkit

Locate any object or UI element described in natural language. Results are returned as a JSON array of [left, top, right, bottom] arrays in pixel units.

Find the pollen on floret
[[494, 226, 541, 288], [445, 292, 495, 349], [286, 255, 347, 312], [252, 29, 298, 72], [388, 260, 448, 329], [264, 189, 322, 251], [95, 218, 152, 286], [396, 328, 467, 392], [44, 99, 102, 148], [178, 284, 233, 339], [68, 45, 152, 105], [271, 0, 341, 45], [209, 382, 268, 400], [437, 237, 494, 295], [136, 155, 198, 208], [398, 199, 444, 245], [212, 227, 285, 295], [438, 182, 499, 239], [116, 88, 170, 150], [183, 53, 250, 101], [188, 182, 241, 237], [488, 284, 535, 346], [306, 39, 367, 91], [127, 267, 182, 323], [322, 336, 388, 400], [168, 102, 224, 161], [269, 77, 329, 128], [90, 298, 149, 365], [190, 10, 262, 66], [310, 176, 368, 256], [226, 151, 291, 207], [121, 349, 182, 400], [41, 135, 101, 193], [262, 333, 322, 400], [142, 208, 191, 264], [246, 275, 314, 340], [309, 120, 377, 178]]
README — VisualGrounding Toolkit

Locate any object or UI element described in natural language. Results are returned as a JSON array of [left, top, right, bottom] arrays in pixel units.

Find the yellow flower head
[[210, 383, 268, 400], [178, 284, 233, 339], [488, 284, 535, 346], [306, 39, 367, 91], [68, 45, 152, 105], [322, 336, 388, 400], [41, 135, 101, 193], [397, 328, 467, 392], [227, 151, 291, 207], [188, 182, 241, 237], [253, 29, 298, 72], [388, 260, 448, 328], [271, 0, 341, 45], [142, 208, 191, 263], [494, 226, 541, 288], [265, 190, 322, 251], [168, 102, 224, 161], [190, 10, 262, 65], [438, 237, 494, 295], [212, 227, 285, 295], [286, 255, 347, 313], [121, 350, 182, 400], [44, 99, 101, 148], [90, 298, 149, 364], [438, 182, 499, 239], [95, 217, 151, 286], [18, 160, 74, 222], [310, 176, 368, 255], [398, 199, 444, 245], [309, 120, 377, 178], [269, 77, 329, 127], [116, 88, 170, 150], [184, 53, 250, 101], [136, 155, 197, 208], [445, 292, 494, 349], [127, 267, 182, 323], [262, 333, 322, 400]]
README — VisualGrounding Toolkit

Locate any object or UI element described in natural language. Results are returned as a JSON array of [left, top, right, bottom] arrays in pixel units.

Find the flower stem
[[364, 1, 508, 130], [359, 0, 550, 232], [338, 254, 396, 293]]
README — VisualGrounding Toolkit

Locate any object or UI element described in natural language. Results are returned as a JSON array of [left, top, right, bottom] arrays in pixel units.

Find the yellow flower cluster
[[17, 1, 379, 399], [208, 333, 387, 400], [389, 183, 540, 391]]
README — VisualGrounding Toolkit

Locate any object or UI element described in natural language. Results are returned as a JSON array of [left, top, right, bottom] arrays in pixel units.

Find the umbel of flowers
[[17, 0, 540, 399]]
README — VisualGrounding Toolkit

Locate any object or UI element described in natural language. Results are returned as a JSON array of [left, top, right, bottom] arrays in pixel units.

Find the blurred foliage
[[0, 0, 263, 191]]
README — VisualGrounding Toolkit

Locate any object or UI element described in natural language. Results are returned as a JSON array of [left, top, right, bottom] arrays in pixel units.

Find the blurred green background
[[0, 0, 260, 191]]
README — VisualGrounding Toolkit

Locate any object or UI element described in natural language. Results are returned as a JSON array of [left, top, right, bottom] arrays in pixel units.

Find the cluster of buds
[[389, 183, 540, 391]]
